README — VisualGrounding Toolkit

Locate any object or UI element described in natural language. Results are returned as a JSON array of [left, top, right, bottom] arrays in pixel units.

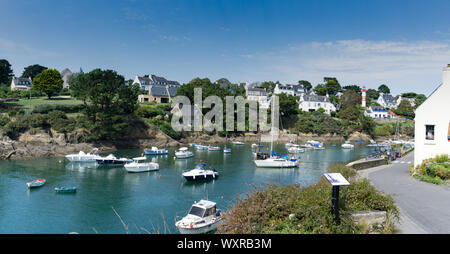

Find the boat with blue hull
[[55, 187, 77, 193], [144, 147, 168, 155]]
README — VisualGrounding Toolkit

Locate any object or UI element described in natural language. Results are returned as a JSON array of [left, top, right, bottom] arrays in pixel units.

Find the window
[[425, 125, 435, 140]]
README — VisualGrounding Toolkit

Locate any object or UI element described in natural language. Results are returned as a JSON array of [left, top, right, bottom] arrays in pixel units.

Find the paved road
[[360, 153, 450, 234]]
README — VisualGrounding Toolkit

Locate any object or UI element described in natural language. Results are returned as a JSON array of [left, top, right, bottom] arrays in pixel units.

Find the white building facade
[[414, 65, 450, 167], [246, 87, 271, 109], [274, 84, 305, 97], [364, 106, 397, 119], [10, 76, 33, 90], [298, 94, 336, 115]]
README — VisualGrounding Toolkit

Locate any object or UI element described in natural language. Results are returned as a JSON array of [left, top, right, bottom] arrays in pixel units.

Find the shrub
[[0, 115, 10, 127], [32, 103, 85, 114], [218, 164, 398, 234], [8, 110, 17, 117]]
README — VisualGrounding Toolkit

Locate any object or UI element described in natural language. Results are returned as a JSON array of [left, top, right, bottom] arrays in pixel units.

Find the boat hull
[[183, 174, 219, 181], [176, 219, 223, 234], [144, 150, 168, 155], [124, 164, 159, 173], [254, 159, 298, 168]]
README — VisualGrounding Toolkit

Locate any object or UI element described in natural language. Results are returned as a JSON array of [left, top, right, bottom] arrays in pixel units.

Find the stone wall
[[346, 157, 388, 170]]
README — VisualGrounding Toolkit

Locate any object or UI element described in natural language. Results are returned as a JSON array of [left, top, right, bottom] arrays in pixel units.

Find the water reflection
[[65, 162, 97, 171]]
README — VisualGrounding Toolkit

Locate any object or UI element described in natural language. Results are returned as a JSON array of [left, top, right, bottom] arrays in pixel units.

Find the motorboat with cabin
[[65, 149, 99, 162], [287, 144, 305, 154], [175, 200, 223, 234], [341, 141, 355, 149], [124, 157, 159, 172], [182, 162, 219, 181], [144, 147, 168, 155], [207, 145, 220, 151], [95, 154, 132, 165], [195, 144, 208, 151], [175, 147, 194, 158]]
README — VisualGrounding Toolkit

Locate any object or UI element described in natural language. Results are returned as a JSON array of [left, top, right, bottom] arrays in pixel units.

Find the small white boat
[[175, 200, 224, 234], [124, 157, 159, 173], [288, 145, 304, 154], [341, 141, 355, 149], [65, 150, 99, 162], [144, 147, 168, 155], [207, 146, 220, 151], [285, 141, 296, 148], [223, 146, 231, 153], [232, 141, 244, 145], [182, 163, 219, 181], [195, 145, 208, 151], [176, 147, 194, 158], [27, 179, 46, 188]]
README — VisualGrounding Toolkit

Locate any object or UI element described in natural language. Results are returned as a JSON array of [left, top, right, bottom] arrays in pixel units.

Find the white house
[[10, 76, 33, 90], [298, 94, 336, 115], [377, 93, 397, 108], [274, 84, 305, 97], [414, 65, 450, 167], [364, 106, 397, 119], [246, 87, 271, 109]]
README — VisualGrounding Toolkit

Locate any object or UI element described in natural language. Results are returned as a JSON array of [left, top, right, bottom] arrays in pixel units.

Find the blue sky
[[1, 0, 449, 95]]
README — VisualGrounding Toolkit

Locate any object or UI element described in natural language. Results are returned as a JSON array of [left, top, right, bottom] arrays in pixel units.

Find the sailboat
[[254, 96, 299, 168]]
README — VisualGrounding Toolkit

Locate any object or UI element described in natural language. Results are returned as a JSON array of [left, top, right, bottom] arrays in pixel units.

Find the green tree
[[414, 94, 427, 108], [342, 85, 361, 95], [378, 84, 390, 94], [298, 80, 312, 92], [32, 69, 63, 99], [394, 99, 415, 118], [401, 92, 417, 98], [340, 90, 361, 108], [0, 59, 14, 85], [277, 93, 298, 117], [70, 69, 140, 139], [258, 81, 278, 94], [366, 88, 380, 100], [21, 64, 47, 80]]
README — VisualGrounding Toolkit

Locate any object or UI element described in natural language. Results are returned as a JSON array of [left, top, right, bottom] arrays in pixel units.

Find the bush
[[0, 114, 10, 127], [8, 110, 17, 117], [218, 164, 398, 234], [32, 103, 85, 114]]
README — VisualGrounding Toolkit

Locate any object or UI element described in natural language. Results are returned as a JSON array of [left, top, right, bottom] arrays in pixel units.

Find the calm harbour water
[[0, 142, 378, 234]]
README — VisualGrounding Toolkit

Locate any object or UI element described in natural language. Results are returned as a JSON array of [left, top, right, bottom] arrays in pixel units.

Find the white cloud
[[239, 39, 450, 95]]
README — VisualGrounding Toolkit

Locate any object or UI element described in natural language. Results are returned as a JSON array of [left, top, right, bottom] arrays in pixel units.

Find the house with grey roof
[[135, 74, 181, 103], [133, 74, 180, 91], [61, 68, 73, 89], [274, 84, 305, 97], [10, 76, 33, 91], [298, 93, 336, 115], [246, 87, 271, 109], [377, 93, 397, 108]]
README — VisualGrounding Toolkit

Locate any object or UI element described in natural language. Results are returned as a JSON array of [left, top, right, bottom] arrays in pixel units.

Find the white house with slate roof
[[298, 93, 336, 115], [274, 84, 305, 97], [377, 93, 397, 108], [246, 87, 271, 109], [414, 65, 450, 167], [10, 76, 33, 90]]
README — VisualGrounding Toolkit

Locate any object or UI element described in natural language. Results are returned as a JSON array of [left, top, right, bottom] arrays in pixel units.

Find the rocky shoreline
[[0, 125, 408, 160]]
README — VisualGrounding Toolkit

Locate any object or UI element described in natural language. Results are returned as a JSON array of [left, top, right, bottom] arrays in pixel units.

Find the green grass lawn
[[4, 96, 83, 111]]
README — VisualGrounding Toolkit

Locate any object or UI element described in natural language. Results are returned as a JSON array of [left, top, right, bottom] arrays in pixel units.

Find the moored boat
[[232, 141, 244, 145], [182, 163, 219, 181], [95, 154, 132, 165], [176, 147, 194, 159], [288, 145, 304, 154], [54, 187, 77, 193], [207, 146, 220, 151], [341, 141, 355, 149], [175, 200, 223, 234], [124, 157, 159, 172], [27, 179, 46, 188], [65, 150, 99, 162], [144, 147, 168, 155]]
